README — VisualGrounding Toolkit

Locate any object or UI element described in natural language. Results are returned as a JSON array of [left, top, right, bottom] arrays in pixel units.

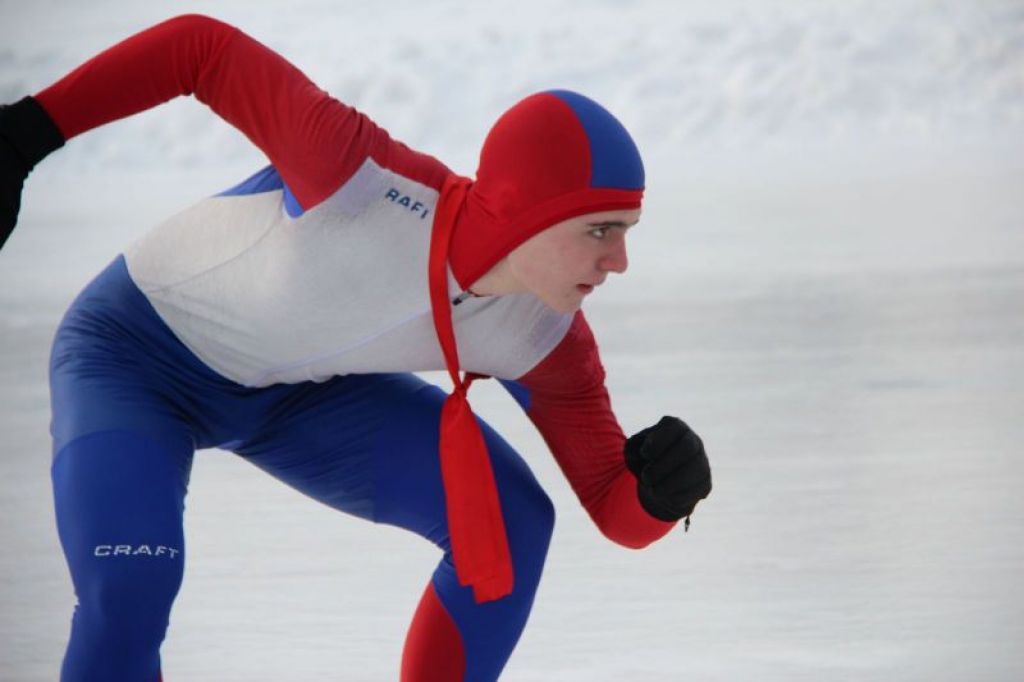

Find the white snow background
[[1, 0, 1023, 680]]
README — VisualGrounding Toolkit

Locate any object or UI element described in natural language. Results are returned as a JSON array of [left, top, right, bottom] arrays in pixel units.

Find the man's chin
[[542, 294, 584, 315]]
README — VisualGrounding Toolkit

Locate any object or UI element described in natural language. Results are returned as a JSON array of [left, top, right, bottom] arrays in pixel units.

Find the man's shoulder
[[516, 310, 605, 393], [373, 133, 452, 193]]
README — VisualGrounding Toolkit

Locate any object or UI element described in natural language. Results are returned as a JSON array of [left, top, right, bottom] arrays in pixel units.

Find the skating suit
[[38, 15, 674, 682]]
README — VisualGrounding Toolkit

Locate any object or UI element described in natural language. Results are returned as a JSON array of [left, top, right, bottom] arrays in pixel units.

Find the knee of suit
[[72, 558, 183, 650], [504, 484, 555, 586], [61, 568, 173, 682], [480, 433, 556, 586]]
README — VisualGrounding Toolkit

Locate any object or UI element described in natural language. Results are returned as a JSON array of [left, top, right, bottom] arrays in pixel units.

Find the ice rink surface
[[1, 1, 1022, 680]]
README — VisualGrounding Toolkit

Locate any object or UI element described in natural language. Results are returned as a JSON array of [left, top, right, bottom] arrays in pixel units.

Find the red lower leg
[[401, 582, 466, 682]]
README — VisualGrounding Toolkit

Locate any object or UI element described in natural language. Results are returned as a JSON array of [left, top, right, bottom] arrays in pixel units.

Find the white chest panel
[[123, 159, 572, 387]]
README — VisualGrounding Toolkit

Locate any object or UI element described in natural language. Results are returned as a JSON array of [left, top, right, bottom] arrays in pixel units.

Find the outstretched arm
[[511, 311, 712, 548], [1, 14, 394, 247], [33, 13, 387, 208]]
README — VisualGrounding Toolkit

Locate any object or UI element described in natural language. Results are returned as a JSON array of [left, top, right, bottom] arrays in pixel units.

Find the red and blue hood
[[450, 89, 646, 288]]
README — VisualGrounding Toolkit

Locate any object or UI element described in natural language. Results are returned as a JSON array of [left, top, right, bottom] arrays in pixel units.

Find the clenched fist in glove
[[625, 416, 712, 525], [0, 96, 65, 250]]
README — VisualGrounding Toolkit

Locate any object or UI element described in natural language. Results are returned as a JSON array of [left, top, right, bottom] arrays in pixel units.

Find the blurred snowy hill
[[1, 0, 1021, 173]]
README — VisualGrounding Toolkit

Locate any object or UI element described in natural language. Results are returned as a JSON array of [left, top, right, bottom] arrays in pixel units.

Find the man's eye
[[589, 227, 609, 239]]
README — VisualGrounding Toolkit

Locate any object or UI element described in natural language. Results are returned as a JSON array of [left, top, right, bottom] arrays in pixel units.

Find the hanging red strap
[[428, 174, 514, 603]]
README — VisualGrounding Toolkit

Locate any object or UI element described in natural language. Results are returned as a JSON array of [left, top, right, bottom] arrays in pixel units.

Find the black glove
[[0, 96, 65, 250], [625, 415, 712, 524]]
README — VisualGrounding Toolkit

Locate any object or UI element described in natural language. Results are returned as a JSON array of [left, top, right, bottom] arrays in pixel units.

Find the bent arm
[[34, 14, 385, 210], [512, 312, 677, 548]]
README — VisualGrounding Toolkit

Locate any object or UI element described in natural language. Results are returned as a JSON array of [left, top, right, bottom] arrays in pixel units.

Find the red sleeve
[[33, 14, 431, 210], [516, 311, 676, 548]]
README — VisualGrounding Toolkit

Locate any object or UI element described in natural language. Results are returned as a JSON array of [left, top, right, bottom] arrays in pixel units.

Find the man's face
[[506, 208, 641, 313]]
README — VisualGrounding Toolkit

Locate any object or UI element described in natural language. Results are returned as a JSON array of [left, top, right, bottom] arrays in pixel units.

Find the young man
[[0, 14, 711, 682]]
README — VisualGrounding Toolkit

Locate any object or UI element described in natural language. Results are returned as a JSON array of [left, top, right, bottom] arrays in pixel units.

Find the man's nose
[[598, 239, 629, 274]]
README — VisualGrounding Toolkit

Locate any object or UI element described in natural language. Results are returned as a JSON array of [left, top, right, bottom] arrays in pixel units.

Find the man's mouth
[[576, 284, 595, 294]]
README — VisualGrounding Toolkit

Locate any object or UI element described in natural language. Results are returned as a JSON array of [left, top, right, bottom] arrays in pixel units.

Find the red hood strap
[[428, 174, 514, 603]]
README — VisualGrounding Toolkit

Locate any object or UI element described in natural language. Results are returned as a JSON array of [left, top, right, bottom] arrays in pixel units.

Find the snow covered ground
[[1, 0, 1023, 679]]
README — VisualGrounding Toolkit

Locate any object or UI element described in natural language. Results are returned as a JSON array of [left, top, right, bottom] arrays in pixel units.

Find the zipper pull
[[452, 290, 474, 306]]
